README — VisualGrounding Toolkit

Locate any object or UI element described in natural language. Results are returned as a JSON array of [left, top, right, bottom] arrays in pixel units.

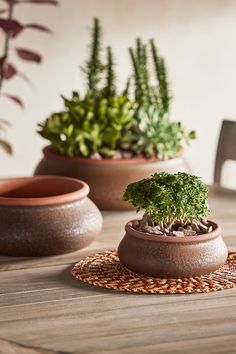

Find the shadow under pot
[[0, 176, 103, 257], [118, 220, 228, 278], [34, 146, 191, 211]]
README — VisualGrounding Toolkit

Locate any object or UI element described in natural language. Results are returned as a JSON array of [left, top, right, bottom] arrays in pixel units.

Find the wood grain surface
[[0, 188, 236, 354]]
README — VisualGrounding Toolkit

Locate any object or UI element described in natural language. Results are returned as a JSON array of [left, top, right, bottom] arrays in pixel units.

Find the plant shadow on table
[[60, 264, 143, 296]]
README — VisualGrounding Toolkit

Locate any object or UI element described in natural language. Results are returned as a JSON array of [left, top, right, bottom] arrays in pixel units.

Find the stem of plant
[[0, 1, 14, 96]]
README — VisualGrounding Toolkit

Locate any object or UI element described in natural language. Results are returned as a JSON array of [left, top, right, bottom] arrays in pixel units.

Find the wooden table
[[0, 188, 236, 354]]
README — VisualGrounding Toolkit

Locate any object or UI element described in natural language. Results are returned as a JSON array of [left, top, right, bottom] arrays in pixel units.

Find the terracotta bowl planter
[[117, 220, 228, 278], [34, 146, 191, 210], [0, 176, 103, 257]]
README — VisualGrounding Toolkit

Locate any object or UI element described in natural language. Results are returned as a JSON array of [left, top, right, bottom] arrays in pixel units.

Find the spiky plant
[[128, 38, 196, 159], [150, 38, 171, 116], [38, 19, 196, 161], [129, 38, 171, 116], [129, 38, 150, 106], [103, 46, 116, 99], [123, 172, 209, 230], [83, 18, 104, 96]]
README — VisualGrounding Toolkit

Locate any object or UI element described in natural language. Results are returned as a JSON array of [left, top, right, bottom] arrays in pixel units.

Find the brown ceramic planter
[[34, 146, 191, 210], [118, 220, 228, 278], [0, 176, 103, 257]]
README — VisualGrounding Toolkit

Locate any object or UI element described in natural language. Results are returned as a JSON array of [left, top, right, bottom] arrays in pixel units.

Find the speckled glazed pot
[[34, 146, 191, 210], [0, 176, 103, 257], [118, 220, 228, 278]]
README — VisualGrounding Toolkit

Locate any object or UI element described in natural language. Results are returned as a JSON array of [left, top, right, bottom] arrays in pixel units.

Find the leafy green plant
[[38, 19, 196, 160], [39, 92, 136, 157], [39, 18, 137, 158], [128, 38, 196, 159], [123, 172, 209, 229]]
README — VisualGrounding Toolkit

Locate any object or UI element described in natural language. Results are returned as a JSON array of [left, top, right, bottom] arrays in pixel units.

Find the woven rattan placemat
[[71, 250, 236, 294]]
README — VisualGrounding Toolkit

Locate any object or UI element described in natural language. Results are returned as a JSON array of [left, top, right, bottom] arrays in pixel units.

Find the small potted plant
[[118, 172, 228, 278], [35, 18, 195, 210]]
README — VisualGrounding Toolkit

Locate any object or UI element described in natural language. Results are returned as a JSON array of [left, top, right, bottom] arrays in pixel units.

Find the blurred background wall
[[1, 0, 236, 185]]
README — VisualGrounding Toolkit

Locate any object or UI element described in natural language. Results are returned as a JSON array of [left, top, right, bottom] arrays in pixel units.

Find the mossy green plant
[[123, 172, 209, 229]]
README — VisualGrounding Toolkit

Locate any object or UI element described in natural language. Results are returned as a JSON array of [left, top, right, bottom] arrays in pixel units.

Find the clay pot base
[[71, 250, 236, 294]]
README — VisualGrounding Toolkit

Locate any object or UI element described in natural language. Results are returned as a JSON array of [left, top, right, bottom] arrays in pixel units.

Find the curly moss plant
[[128, 38, 196, 159], [123, 172, 209, 229]]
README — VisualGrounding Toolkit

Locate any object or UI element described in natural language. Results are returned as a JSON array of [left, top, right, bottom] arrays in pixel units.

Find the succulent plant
[[123, 172, 209, 229], [38, 92, 136, 157], [38, 19, 196, 160], [125, 105, 196, 160], [39, 18, 137, 158]]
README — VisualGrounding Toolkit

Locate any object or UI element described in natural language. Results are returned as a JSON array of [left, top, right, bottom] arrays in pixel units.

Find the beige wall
[[1, 0, 236, 185]]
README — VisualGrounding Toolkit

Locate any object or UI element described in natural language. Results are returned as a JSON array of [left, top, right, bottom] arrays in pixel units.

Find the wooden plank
[[0, 191, 236, 353], [0, 338, 67, 354], [0, 290, 236, 353], [94, 334, 236, 354]]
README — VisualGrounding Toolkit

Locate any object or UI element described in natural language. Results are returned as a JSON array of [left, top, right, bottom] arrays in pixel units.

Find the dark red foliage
[[0, 0, 58, 117], [0, 18, 23, 37], [16, 48, 42, 63], [3, 93, 24, 108], [3, 62, 17, 79], [25, 23, 52, 33], [19, 0, 59, 5]]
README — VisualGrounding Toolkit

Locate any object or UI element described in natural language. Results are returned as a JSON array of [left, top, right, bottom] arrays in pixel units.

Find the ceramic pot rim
[[43, 145, 183, 165], [0, 176, 89, 206], [125, 219, 221, 243]]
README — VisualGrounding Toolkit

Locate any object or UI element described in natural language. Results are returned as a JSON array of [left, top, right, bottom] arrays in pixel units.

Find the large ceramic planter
[[118, 220, 228, 278], [0, 176, 102, 257], [34, 146, 191, 210]]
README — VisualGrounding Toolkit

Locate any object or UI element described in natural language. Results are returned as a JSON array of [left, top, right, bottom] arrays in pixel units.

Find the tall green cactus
[[83, 18, 104, 96], [103, 46, 116, 98], [129, 38, 151, 106], [129, 37, 171, 117], [150, 39, 171, 116]]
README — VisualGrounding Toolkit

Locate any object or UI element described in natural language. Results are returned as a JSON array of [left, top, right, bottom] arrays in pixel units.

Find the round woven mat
[[71, 250, 236, 294]]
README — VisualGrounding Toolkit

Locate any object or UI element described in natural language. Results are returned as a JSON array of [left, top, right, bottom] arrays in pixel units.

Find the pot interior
[[0, 177, 83, 199]]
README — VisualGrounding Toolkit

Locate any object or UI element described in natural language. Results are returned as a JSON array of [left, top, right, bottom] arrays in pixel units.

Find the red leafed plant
[[0, 0, 59, 154]]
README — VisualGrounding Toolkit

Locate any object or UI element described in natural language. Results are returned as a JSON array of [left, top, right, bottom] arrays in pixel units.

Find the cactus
[[83, 18, 104, 96]]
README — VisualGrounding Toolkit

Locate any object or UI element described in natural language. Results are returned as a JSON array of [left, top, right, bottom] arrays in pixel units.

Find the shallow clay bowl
[[118, 220, 228, 278], [0, 176, 103, 257]]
